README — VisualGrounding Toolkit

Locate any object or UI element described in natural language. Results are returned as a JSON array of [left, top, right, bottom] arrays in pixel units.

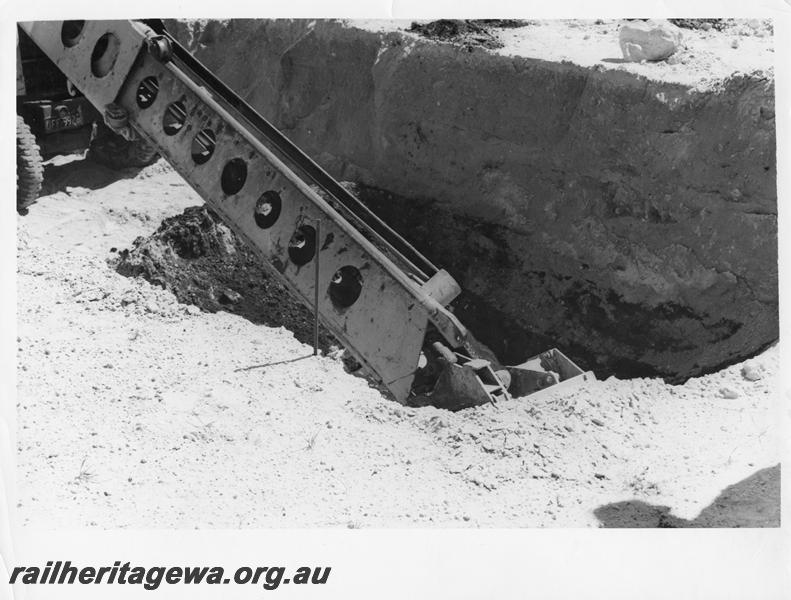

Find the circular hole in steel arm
[[61, 20, 85, 47], [136, 76, 159, 109], [329, 266, 363, 309], [287, 225, 316, 266], [220, 158, 247, 195], [90, 33, 121, 78], [163, 99, 187, 135], [253, 191, 282, 229], [190, 128, 216, 164]]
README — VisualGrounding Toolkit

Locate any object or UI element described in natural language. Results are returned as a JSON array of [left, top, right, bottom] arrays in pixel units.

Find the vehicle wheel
[[87, 121, 159, 170], [16, 115, 44, 214]]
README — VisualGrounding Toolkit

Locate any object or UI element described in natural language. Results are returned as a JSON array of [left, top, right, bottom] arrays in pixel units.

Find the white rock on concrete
[[619, 20, 683, 62]]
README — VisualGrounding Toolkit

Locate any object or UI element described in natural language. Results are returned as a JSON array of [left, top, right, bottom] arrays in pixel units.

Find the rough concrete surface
[[160, 18, 777, 381], [17, 156, 780, 528]]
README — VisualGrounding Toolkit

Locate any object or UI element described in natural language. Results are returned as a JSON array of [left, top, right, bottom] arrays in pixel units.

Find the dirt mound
[[666, 19, 772, 36], [115, 206, 336, 352], [407, 20, 529, 50], [668, 19, 728, 31]]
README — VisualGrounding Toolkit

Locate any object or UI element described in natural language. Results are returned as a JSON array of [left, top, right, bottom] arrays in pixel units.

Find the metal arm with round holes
[[19, 19, 593, 409], [19, 19, 488, 404]]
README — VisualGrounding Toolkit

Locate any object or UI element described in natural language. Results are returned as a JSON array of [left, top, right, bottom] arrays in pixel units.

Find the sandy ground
[[350, 18, 774, 89], [16, 156, 780, 528]]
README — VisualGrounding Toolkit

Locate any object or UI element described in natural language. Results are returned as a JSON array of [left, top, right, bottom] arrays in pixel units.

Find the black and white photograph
[[3, 5, 788, 598]]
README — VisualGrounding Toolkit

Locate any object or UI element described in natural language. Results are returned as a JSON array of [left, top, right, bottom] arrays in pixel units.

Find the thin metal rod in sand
[[314, 218, 321, 356], [234, 354, 314, 372]]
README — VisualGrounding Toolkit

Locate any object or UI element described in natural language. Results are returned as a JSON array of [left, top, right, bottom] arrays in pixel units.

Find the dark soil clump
[[408, 20, 526, 50], [115, 205, 337, 351], [668, 19, 728, 31]]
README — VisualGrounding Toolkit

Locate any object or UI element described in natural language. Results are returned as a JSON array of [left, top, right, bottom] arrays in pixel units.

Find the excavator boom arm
[[20, 19, 592, 409]]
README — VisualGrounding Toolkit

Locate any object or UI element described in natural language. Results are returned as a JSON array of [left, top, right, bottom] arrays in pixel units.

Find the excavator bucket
[[411, 343, 593, 411]]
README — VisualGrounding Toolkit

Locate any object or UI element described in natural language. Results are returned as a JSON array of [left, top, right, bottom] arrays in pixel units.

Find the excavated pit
[[136, 19, 777, 381]]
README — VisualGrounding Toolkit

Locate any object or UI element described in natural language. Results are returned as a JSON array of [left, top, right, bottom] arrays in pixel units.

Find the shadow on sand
[[594, 464, 780, 528], [41, 155, 143, 196]]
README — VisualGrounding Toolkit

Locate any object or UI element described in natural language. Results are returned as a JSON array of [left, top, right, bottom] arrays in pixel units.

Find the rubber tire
[[87, 121, 159, 170], [16, 115, 44, 214]]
